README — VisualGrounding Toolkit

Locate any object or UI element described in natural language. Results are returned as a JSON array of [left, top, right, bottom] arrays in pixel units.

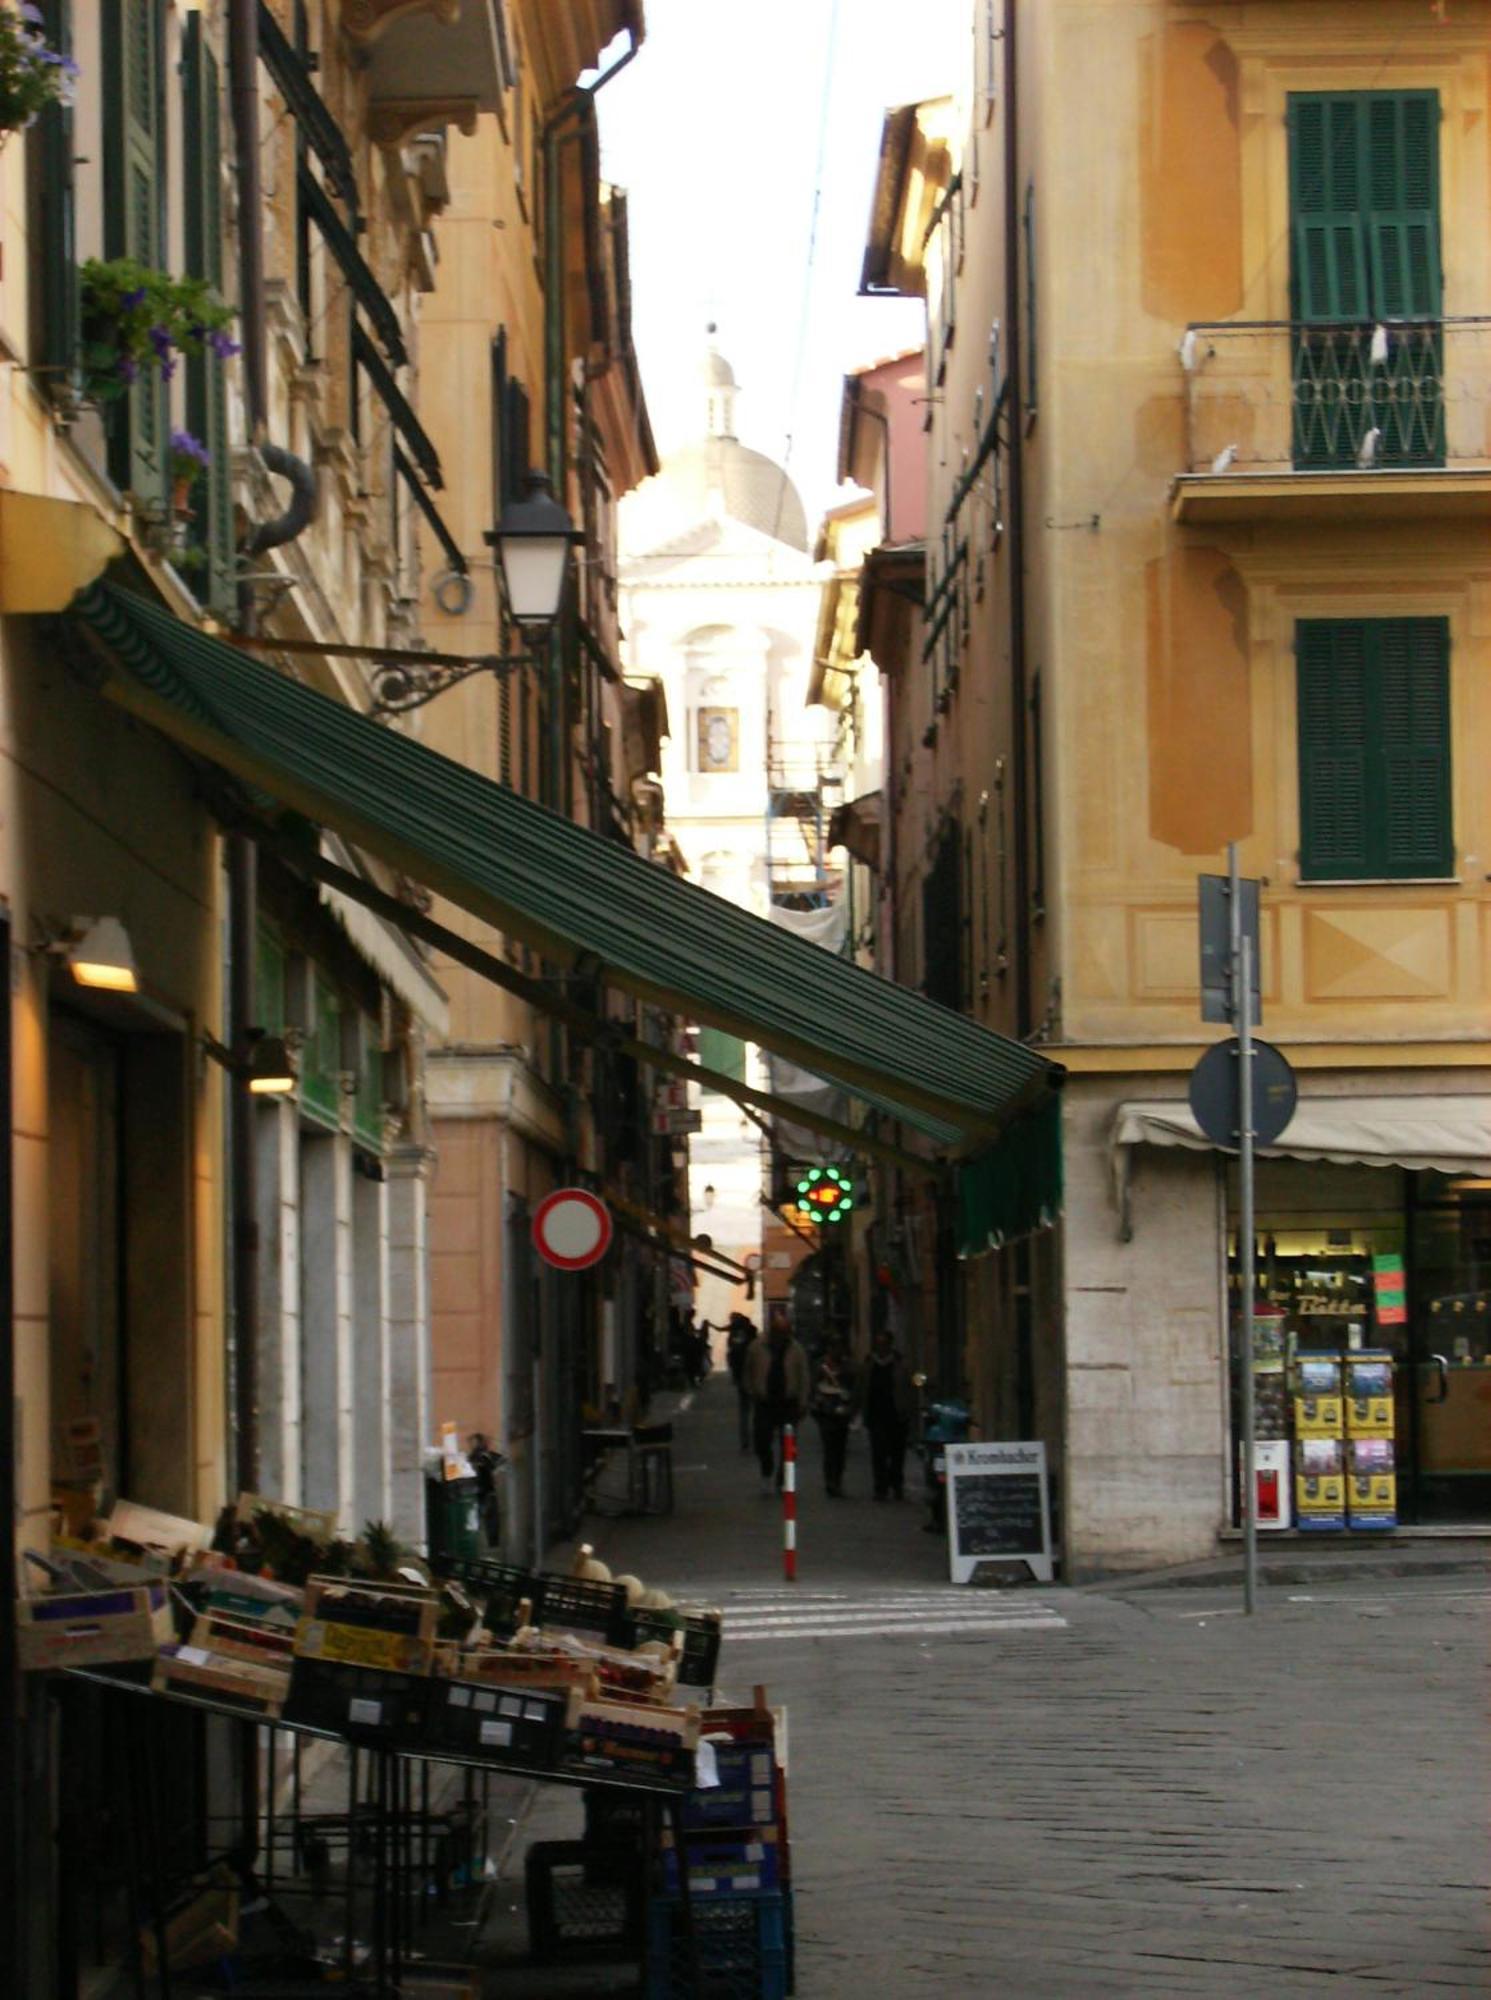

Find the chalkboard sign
[[945, 1441, 1053, 1584]]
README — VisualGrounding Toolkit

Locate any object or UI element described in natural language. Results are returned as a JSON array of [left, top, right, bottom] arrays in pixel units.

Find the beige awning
[[1111, 1094, 1491, 1240], [1114, 1095, 1491, 1177]]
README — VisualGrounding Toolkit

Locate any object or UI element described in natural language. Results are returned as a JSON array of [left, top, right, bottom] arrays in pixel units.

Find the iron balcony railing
[[1179, 317, 1491, 477]]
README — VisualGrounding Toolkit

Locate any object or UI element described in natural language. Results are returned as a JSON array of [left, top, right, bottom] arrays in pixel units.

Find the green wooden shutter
[[1298, 618, 1452, 880], [1288, 95, 1367, 322], [1377, 618, 1451, 877], [103, 0, 167, 501], [1366, 92, 1441, 319], [31, 1, 77, 392], [183, 18, 235, 616], [1297, 621, 1370, 878]]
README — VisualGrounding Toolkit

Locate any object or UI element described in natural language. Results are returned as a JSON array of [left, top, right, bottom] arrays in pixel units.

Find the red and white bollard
[[782, 1424, 797, 1582]]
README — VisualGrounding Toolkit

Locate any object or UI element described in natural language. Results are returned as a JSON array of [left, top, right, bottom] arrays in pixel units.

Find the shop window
[[1296, 617, 1452, 881]]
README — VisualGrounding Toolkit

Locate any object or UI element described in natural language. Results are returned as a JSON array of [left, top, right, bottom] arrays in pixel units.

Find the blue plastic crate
[[646, 1892, 787, 2000]]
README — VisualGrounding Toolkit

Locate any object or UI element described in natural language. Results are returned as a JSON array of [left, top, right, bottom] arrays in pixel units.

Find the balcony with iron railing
[[1171, 317, 1491, 523]]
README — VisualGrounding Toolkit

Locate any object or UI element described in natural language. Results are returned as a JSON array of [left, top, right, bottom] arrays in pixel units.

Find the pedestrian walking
[[725, 1312, 757, 1452], [810, 1341, 853, 1497], [858, 1328, 914, 1500], [743, 1305, 809, 1491]]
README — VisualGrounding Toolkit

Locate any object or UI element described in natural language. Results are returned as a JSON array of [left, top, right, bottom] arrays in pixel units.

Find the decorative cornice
[[342, 0, 458, 50], [367, 99, 478, 149]]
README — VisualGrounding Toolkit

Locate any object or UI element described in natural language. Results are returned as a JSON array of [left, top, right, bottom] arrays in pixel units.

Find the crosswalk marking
[[700, 1587, 1067, 1644]]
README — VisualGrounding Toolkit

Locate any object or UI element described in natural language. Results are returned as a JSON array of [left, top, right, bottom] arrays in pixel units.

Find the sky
[[595, 0, 964, 528]]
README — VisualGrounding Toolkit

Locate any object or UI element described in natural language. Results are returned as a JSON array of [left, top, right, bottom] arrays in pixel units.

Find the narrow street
[[484, 1377, 1491, 1998]]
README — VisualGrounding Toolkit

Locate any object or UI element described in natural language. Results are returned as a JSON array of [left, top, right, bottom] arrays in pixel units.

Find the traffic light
[[794, 1163, 855, 1225]]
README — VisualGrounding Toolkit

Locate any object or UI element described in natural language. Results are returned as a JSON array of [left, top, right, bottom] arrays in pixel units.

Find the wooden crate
[[16, 1582, 173, 1672]]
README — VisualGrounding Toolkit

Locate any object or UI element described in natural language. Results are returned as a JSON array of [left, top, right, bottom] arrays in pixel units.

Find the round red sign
[[532, 1187, 613, 1271]]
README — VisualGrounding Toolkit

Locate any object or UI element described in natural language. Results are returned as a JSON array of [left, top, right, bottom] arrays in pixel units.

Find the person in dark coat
[[743, 1305, 810, 1490], [726, 1312, 757, 1452], [857, 1329, 915, 1500], [810, 1341, 853, 1497]]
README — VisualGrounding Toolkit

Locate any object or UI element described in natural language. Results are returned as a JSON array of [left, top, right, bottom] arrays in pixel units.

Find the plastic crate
[[661, 1828, 782, 1898], [628, 1607, 722, 1691], [645, 1894, 788, 2000], [283, 1656, 431, 1745], [683, 1742, 778, 1830], [525, 1840, 643, 1961], [424, 1679, 568, 1770], [532, 1574, 629, 1646]]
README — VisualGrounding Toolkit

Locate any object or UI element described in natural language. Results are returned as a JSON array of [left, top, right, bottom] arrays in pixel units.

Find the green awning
[[957, 1093, 1064, 1255], [71, 582, 1061, 1149]]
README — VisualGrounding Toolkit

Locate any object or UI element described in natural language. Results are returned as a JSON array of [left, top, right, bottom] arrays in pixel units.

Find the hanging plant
[[169, 428, 211, 513], [79, 257, 238, 405], [0, 3, 77, 136]]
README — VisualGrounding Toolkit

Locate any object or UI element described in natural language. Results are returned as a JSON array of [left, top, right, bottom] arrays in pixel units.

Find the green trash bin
[[426, 1472, 482, 1565]]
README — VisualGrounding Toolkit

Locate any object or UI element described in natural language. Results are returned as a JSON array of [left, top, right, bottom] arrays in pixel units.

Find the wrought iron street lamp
[[365, 469, 582, 715], [490, 471, 584, 629]]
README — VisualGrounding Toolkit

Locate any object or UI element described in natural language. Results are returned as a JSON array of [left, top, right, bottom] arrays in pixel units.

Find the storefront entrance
[[1229, 1160, 1491, 1527], [1408, 1175, 1491, 1520]]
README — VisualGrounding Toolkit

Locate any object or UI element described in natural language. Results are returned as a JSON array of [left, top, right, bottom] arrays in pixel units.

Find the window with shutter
[[103, 0, 167, 502], [1288, 90, 1442, 470], [183, 18, 235, 617], [1297, 617, 1452, 881], [27, 1, 76, 395]]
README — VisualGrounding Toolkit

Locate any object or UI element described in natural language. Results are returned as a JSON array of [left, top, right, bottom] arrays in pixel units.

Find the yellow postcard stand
[[1346, 1471, 1397, 1528], [1293, 1354, 1344, 1437], [1344, 1354, 1395, 1437], [1295, 1435, 1345, 1531]]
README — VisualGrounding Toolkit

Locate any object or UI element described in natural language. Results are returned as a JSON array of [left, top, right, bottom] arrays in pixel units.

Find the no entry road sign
[[532, 1188, 613, 1271]]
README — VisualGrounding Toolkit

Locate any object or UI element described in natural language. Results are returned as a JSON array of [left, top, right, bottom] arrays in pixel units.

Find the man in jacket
[[858, 1329, 915, 1500], [743, 1305, 810, 1490]]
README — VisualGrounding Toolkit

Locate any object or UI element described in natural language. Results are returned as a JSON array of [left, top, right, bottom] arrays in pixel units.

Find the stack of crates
[[648, 1688, 794, 1998]]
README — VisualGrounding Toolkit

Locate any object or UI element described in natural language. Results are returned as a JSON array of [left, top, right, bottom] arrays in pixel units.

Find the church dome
[[663, 330, 808, 550], [661, 436, 809, 551]]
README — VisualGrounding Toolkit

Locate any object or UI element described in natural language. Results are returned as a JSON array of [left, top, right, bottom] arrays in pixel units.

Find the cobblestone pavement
[[493, 1373, 1491, 1998]]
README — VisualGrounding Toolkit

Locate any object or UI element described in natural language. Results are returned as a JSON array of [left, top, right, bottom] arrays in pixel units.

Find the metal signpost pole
[[1230, 842, 1259, 1614]]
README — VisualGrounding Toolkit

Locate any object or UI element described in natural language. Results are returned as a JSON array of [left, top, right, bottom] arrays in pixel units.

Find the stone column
[[385, 1143, 435, 1547], [300, 1130, 355, 1527], [352, 1165, 391, 1531], [254, 1098, 301, 1503]]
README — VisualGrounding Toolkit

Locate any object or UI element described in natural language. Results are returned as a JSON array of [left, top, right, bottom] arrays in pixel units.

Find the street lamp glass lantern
[[494, 471, 582, 628]]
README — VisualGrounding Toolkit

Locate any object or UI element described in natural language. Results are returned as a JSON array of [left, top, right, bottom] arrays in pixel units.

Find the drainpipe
[[1002, 0, 1037, 1442], [541, 31, 642, 816], [228, 0, 265, 1515]]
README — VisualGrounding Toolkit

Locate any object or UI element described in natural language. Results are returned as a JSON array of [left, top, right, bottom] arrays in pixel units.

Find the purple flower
[[148, 323, 173, 357], [19, 3, 46, 24], [116, 356, 139, 385], [170, 428, 211, 469], [159, 354, 176, 381], [121, 287, 147, 311], [208, 329, 241, 359]]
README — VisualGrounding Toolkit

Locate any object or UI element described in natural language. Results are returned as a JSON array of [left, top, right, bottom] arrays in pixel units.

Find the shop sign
[[1373, 1254, 1407, 1326], [944, 1441, 1054, 1584], [532, 1188, 614, 1271], [652, 1107, 703, 1136]]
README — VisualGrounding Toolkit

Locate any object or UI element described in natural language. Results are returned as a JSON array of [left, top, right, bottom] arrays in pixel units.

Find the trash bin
[[425, 1472, 482, 1565]]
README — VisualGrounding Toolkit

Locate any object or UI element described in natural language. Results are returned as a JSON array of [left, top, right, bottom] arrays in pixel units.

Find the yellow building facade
[[866, 1, 1491, 1571]]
